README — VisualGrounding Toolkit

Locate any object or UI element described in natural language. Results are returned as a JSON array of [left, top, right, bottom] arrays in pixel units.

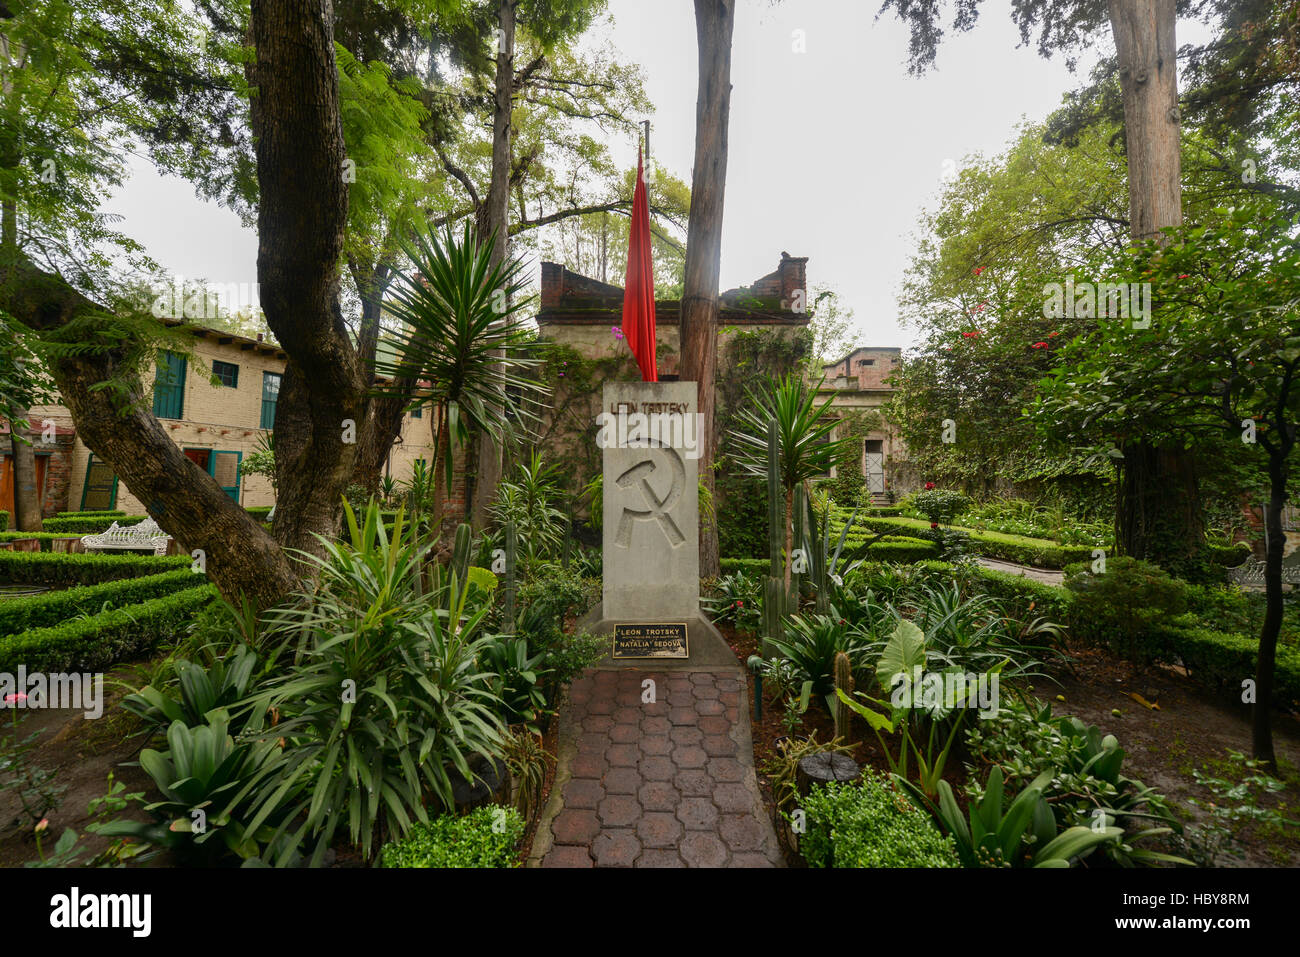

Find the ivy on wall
[[815, 408, 885, 507]]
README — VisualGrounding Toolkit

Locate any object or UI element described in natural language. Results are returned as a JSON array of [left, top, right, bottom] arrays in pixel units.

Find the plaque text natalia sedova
[[611, 622, 689, 659]]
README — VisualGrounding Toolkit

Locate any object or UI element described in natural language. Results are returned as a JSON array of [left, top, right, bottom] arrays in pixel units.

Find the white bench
[[81, 518, 172, 556]]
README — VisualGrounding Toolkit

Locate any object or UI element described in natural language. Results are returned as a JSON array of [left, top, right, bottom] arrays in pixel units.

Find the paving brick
[[715, 677, 742, 693], [552, 809, 601, 846], [605, 743, 640, 767], [639, 734, 672, 756], [586, 697, 616, 715], [641, 715, 671, 734], [674, 769, 713, 797], [639, 755, 676, 781], [696, 699, 725, 716], [592, 829, 642, 867], [609, 723, 641, 744], [698, 715, 731, 735], [636, 812, 684, 848], [692, 684, 721, 700], [562, 778, 604, 809], [638, 781, 681, 811], [719, 691, 741, 707], [569, 752, 607, 779], [702, 734, 737, 757], [714, 782, 756, 813], [672, 745, 708, 769], [612, 707, 642, 725], [668, 707, 699, 725], [707, 757, 746, 783], [636, 849, 685, 868], [580, 732, 612, 753], [581, 714, 615, 733], [602, 766, 642, 794], [598, 795, 643, 828], [730, 852, 777, 868], [676, 797, 719, 831], [719, 814, 768, 853], [690, 673, 715, 685], [680, 832, 729, 868], [542, 845, 593, 868], [669, 726, 703, 746]]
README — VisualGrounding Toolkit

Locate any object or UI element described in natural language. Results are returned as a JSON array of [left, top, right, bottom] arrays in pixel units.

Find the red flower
[[1048, 331, 1060, 337], [924, 481, 936, 490], [1178, 274, 1190, 279], [973, 266, 986, 276], [734, 600, 743, 607], [1031, 341, 1049, 349], [961, 330, 980, 338], [930, 522, 939, 529]]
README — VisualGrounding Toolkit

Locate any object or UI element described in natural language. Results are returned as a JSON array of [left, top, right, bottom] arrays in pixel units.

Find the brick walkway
[[530, 669, 782, 868]]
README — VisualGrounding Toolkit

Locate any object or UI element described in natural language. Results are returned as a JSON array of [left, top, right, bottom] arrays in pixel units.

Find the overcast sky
[[105, 0, 1211, 351]]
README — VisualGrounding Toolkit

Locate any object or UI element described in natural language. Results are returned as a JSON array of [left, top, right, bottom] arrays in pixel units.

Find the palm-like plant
[[731, 373, 852, 589], [489, 451, 566, 572], [376, 222, 543, 537]]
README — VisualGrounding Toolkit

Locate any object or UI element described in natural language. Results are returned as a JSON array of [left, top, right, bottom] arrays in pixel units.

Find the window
[[152, 351, 186, 419], [212, 360, 239, 388], [261, 372, 281, 430], [80, 455, 119, 510], [859, 359, 875, 367], [411, 404, 423, 419]]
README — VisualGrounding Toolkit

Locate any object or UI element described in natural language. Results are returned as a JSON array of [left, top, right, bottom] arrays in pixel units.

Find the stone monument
[[581, 380, 734, 668]]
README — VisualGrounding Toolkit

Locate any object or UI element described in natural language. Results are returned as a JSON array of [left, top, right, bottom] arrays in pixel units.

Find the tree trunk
[[469, 0, 516, 531], [1252, 455, 1288, 769], [351, 266, 413, 492], [9, 421, 42, 531], [250, 0, 366, 566], [681, 0, 734, 580], [1114, 442, 1204, 569], [1107, 0, 1203, 569]]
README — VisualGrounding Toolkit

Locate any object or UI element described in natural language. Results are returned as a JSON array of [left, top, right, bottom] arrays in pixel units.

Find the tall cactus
[[762, 417, 786, 658], [503, 517, 517, 635], [833, 650, 854, 740], [451, 522, 472, 590]]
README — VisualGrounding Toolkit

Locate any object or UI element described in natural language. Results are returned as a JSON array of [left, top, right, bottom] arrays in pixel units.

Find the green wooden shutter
[[152, 352, 187, 419], [261, 372, 281, 430]]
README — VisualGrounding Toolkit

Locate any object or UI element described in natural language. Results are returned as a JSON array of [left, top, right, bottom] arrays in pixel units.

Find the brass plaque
[[612, 622, 689, 659]]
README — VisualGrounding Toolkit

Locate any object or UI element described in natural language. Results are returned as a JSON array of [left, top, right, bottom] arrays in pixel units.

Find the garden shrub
[[40, 515, 146, 534], [0, 551, 189, 585], [0, 531, 99, 550], [1148, 622, 1300, 707], [1063, 556, 1188, 655], [54, 510, 125, 520], [855, 516, 1094, 568], [910, 488, 971, 526], [801, 771, 960, 868], [380, 806, 524, 868], [717, 473, 768, 559], [0, 584, 217, 673], [0, 509, 7, 530], [0, 568, 201, 636], [911, 560, 1072, 624]]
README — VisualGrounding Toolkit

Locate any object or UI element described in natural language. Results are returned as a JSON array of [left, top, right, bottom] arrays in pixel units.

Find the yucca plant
[[731, 374, 852, 592], [489, 451, 566, 573], [376, 221, 544, 538]]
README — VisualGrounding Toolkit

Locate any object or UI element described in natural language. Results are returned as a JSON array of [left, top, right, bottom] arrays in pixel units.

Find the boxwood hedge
[[801, 772, 960, 868], [0, 551, 189, 585], [0, 568, 202, 637], [0, 583, 218, 674]]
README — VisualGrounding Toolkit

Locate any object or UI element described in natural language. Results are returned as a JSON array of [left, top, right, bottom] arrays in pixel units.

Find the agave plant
[[375, 221, 544, 536], [895, 765, 1124, 868]]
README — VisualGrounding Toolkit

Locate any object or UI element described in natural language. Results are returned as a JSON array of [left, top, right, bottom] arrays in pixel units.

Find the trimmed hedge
[[245, 506, 274, 519], [0, 510, 7, 531], [0, 583, 218, 674], [1206, 541, 1251, 568], [41, 515, 145, 534], [855, 517, 1095, 569], [1167, 624, 1300, 707], [0, 532, 89, 551], [54, 510, 125, 520], [0, 551, 189, 585], [0, 568, 202, 637], [718, 536, 938, 578]]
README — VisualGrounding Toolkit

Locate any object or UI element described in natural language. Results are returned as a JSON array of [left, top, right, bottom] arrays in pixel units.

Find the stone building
[[536, 253, 908, 503]]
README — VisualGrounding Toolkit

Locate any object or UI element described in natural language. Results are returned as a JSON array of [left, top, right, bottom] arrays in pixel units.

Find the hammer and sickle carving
[[614, 443, 686, 548]]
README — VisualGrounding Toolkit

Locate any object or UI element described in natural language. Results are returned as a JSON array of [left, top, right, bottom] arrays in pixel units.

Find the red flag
[[621, 147, 658, 382]]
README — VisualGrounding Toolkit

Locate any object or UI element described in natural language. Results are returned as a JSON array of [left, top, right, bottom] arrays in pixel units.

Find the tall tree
[[878, 0, 1204, 567], [0, 0, 359, 606], [680, 0, 734, 579]]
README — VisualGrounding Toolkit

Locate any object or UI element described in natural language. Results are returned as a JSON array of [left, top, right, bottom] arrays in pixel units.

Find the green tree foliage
[[1034, 199, 1299, 765]]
